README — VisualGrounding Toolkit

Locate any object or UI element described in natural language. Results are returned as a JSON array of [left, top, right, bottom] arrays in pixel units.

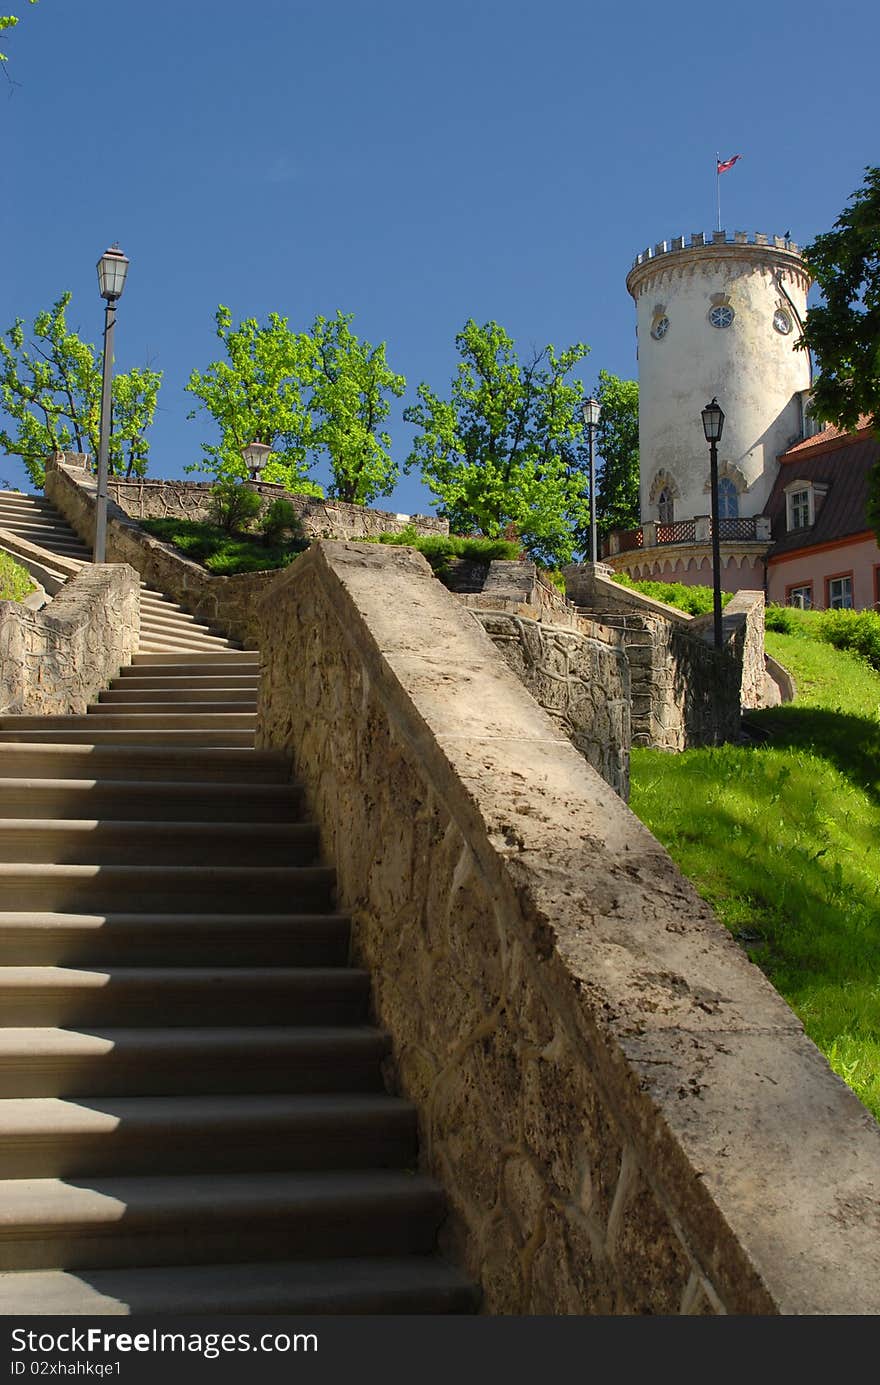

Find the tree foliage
[[0, 1, 37, 64], [186, 306, 405, 504], [593, 370, 639, 543], [310, 312, 406, 504], [186, 306, 320, 495], [799, 166, 880, 435], [0, 294, 162, 488], [404, 319, 591, 565], [798, 168, 880, 541]]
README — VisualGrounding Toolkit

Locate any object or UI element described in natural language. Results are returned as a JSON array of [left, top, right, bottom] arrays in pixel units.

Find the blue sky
[[1, 0, 878, 514]]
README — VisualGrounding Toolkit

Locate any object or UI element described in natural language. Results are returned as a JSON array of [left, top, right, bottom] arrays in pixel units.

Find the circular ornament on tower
[[651, 316, 669, 340], [708, 304, 735, 329], [773, 307, 793, 335]]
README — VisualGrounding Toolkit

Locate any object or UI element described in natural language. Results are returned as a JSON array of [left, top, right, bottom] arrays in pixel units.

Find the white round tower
[[626, 232, 811, 525]]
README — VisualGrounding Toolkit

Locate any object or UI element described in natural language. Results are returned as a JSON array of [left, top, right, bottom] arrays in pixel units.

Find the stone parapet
[[255, 539, 880, 1315], [44, 456, 280, 647], [103, 474, 448, 541], [0, 563, 139, 715]]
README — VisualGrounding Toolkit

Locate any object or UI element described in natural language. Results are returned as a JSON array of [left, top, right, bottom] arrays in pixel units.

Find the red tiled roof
[[766, 428, 880, 558], [780, 417, 875, 459]]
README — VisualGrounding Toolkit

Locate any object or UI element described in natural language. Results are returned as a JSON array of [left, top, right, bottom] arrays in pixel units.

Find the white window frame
[[787, 584, 813, 609], [785, 481, 814, 531], [827, 575, 853, 610]]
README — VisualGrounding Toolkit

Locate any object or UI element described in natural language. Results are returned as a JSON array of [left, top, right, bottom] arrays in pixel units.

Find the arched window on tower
[[657, 489, 674, 524], [718, 477, 739, 519]]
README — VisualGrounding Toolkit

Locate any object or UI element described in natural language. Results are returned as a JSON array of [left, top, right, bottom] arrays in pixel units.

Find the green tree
[[185, 305, 323, 496], [798, 168, 880, 540], [310, 311, 405, 504], [593, 370, 639, 544], [0, 2, 37, 64], [0, 294, 162, 488], [404, 319, 591, 565], [799, 166, 880, 433]]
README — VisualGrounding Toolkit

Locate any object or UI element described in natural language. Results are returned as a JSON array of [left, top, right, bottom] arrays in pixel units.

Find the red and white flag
[[717, 154, 742, 174]]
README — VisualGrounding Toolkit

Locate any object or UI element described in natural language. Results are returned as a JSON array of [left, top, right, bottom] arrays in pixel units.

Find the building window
[[786, 583, 813, 609], [651, 315, 669, 340], [657, 488, 674, 524], [718, 477, 739, 518], [709, 304, 735, 328], [788, 488, 811, 530], [826, 574, 853, 610], [773, 308, 793, 335]]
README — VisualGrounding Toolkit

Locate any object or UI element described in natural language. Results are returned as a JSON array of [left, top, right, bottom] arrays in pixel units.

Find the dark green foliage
[[765, 604, 799, 633], [140, 518, 305, 575], [209, 481, 263, 534], [0, 551, 35, 601], [404, 320, 591, 566], [260, 498, 302, 546], [818, 608, 880, 672], [612, 573, 733, 616], [593, 371, 639, 550]]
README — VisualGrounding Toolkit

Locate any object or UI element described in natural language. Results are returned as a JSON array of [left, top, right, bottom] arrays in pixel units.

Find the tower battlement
[[631, 231, 800, 270]]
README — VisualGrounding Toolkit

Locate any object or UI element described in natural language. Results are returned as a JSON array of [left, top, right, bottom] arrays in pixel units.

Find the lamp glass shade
[[582, 397, 601, 428], [701, 397, 725, 443], [242, 441, 271, 478], [96, 246, 130, 302]]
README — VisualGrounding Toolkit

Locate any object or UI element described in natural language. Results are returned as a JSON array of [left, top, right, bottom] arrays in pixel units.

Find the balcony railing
[[607, 515, 770, 556]]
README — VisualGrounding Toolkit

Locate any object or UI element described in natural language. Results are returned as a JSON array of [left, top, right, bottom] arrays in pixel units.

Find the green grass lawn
[[0, 551, 35, 602], [630, 612, 880, 1121]]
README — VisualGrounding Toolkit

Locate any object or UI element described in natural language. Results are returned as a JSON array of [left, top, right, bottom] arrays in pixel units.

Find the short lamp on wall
[[242, 441, 271, 483], [701, 397, 725, 650]]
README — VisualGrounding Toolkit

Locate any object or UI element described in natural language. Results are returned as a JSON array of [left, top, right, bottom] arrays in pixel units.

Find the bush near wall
[[612, 573, 734, 616], [0, 552, 35, 602], [765, 605, 880, 673]]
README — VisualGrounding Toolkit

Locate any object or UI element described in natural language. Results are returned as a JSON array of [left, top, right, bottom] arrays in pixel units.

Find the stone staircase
[[0, 490, 236, 655], [0, 497, 475, 1314]]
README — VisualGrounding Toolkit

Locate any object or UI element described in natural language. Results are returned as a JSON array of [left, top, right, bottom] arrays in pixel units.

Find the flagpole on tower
[[716, 151, 722, 232]]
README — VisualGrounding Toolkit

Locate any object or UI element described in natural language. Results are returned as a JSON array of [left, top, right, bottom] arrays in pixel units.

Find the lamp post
[[701, 396, 725, 650], [581, 396, 601, 563], [93, 245, 130, 563], [242, 441, 271, 483]]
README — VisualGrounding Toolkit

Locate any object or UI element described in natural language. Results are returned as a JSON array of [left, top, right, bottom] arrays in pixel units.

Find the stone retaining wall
[[104, 474, 448, 541], [44, 456, 280, 647], [470, 610, 630, 798], [255, 540, 880, 1316], [0, 564, 138, 715]]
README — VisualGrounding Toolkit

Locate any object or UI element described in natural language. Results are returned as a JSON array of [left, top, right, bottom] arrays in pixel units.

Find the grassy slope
[[0, 551, 35, 601], [630, 619, 880, 1121], [139, 519, 306, 575]]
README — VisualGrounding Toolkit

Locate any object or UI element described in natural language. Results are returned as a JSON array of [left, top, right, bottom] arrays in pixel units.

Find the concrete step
[[0, 744, 290, 783], [0, 863, 335, 913], [0, 965, 369, 1027], [0, 1025, 390, 1097], [0, 819, 319, 866], [136, 631, 237, 653], [109, 674, 259, 691], [97, 687, 258, 705], [0, 730, 257, 747], [87, 700, 258, 716], [131, 651, 260, 667], [0, 912, 350, 967], [0, 1093, 416, 1178], [0, 1255, 477, 1315], [0, 778, 301, 821], [0, 1169, 444, 1271], [0, 713, 256, 733]]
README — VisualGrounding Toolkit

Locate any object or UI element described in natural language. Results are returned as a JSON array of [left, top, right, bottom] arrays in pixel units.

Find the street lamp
[[701, 396, 725, 650], [581, 396, 601, 563], [242, 441, 271, 483], [93, 245, 130, 563]]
